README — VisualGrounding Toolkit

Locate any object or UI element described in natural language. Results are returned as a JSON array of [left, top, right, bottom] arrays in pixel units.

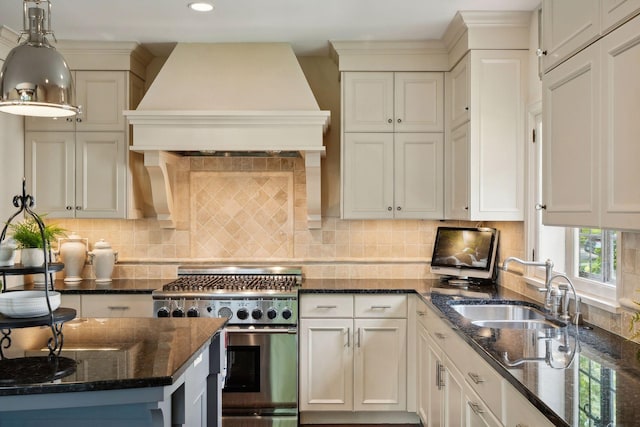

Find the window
[[526, 107, 618, 304]]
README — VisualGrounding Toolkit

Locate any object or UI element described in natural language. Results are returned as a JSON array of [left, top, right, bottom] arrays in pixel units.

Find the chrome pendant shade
[[0, 1, 78, 117]]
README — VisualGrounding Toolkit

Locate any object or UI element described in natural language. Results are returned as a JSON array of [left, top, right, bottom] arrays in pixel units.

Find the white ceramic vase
[[90, 239, 117, 283], [0, 240, 17, 267], [20, 248, 45, 267], [59, 232, 88, 283]]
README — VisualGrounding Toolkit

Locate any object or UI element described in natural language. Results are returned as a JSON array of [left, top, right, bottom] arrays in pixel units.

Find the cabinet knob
[[397, 118, 402, 123], [387, 118, 393, 124], [396, 206, 401, 211], [464, 107, 469, 111], [535, 203, 547, 210], [76, 117, 82, 123], [65, 117, 73, 123], [66, 206, 73, 210], [535, 48, 548, 57], [464, 206, 469, 210], [75, 206, 82, 210], [387, 206, 392, 211]]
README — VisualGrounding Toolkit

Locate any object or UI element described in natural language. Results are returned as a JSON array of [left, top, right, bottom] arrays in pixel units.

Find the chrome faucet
[[502, 257, 580, 325], [502, 257, 555, 307]]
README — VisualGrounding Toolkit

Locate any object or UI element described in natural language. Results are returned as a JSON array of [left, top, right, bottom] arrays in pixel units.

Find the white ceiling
[[0, 0, 541, 56]]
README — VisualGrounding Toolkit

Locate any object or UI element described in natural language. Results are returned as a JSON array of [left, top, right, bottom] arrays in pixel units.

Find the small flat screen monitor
[[430, 226, 499, 283]]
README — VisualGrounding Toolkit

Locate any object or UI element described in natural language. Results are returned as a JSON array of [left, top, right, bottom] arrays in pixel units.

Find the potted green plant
[[8, 215, 67, 267]]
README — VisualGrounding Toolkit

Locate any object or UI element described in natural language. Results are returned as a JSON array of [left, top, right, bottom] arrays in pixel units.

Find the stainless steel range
[[153, 266, 301, 427]]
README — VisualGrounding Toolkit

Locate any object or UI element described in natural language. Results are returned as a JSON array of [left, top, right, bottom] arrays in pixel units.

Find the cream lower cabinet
[[415, 297, 542, 427], [60, 293, 153, 317], [299, 294, 407, 413], [342, 132, 443, 219]]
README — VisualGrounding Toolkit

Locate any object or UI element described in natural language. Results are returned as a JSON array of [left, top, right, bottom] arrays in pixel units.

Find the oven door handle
[[224, 326, 297, 334]]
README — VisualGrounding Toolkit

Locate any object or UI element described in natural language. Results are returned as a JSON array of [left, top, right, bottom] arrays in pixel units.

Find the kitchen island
[[0, 316, 227, 427]]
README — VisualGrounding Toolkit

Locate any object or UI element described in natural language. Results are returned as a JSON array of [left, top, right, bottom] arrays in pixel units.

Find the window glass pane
[[577, 229, 617, 284]]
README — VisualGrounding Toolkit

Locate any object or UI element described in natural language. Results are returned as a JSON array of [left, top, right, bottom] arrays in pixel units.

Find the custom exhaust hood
[[124, 43, 330, 229]]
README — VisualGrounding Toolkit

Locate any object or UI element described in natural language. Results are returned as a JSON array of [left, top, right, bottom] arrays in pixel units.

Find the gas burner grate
[[162, 275, 298, 292]]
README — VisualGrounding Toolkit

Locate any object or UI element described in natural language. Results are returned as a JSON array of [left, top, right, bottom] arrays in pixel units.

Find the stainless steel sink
[[450, 303, 565, 330]]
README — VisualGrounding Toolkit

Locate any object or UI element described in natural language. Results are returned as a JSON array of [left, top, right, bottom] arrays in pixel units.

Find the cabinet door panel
[[81, 294, 153, 317], [417, 325, 444, 427], [395, 133, 444, 219], [75, 71, 126, 131], [600, 15, 640, 229], [394, 72, 444, 132], [449, 54, 470, 129], [75, 132, 126, 218], [446, 123, 470, 220], [543, 44, 600, 227], [342, 133, 394, 219], [542, 0, 600, 71], [354, 318, 406, 411], [343, 72, 394, 132], [24, 132, 75, 218], [299, 318, 353, 411], [601, 0, 640, 33]]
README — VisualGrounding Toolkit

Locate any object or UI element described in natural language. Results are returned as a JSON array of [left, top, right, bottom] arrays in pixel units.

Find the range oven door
[[222, 326, 297, 425]]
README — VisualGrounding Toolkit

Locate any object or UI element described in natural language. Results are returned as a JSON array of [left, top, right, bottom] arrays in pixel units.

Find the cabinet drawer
[[354, 294, 407, 318], [416, 301, 451, 346], [300, 294, 353, 318], [447, 330, 503, 419], [504, 381, 555, 427], [81, 294, 153, 317]]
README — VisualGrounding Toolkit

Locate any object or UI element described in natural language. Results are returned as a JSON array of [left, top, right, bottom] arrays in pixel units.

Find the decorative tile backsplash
[[50, 156, 521, 281]]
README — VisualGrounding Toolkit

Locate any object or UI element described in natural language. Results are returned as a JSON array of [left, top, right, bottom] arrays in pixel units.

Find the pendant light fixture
[[0, 0, 78, 117]]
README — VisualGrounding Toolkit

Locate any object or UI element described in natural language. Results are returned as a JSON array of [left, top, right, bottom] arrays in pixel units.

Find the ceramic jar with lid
[[89, 239, 117, 283], [58, 232, 88, 283]]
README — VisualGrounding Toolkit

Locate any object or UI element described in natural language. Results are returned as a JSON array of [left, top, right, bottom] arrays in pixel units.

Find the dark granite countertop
[[0, 317, 227, 396], [301, 278, 640, 427], [18, 278, 165, 294]]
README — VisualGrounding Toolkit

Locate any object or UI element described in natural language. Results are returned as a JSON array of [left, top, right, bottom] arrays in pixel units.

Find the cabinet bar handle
[[107, 306, 130, 310], [468, 372, 484, 384], [468, 401, 484, 415], [315, 305, 337, 309], [435, 360, 442, 390], [417, 311, 425, 317], [346, 327, 350, 347], [370, 305, 392, 309], [357, 328, 361, 348], [434, 332, 447, 340]]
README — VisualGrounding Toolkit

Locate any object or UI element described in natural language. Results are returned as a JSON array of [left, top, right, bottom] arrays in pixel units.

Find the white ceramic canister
[[58, 232, 88, 283], [90, 239, 117, 283]]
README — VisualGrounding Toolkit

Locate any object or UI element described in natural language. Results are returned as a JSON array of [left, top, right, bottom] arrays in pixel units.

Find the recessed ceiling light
[[188, 2, 214, 12]]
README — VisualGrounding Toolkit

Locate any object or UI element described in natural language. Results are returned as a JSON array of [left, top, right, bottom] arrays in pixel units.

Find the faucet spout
[[502, 257, 555, 307]]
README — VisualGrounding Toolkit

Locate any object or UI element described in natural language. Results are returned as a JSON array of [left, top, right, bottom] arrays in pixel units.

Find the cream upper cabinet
[[600, 15, 640, 230], [25, 71, 127, 132], [25, 131, 126, 218], [342, 132, 443, 220], [445, 50, 527, 221], [542, 45, 600, 227], [24, 70, 143, 219], [343, 72, 444, 133], [541, 0, 601, 72], [299, 294, 407, 413], [543, 12, 640, 230]]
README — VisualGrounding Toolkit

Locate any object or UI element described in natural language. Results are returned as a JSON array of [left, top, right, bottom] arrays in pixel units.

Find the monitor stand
[[447, 279, 469, 287]]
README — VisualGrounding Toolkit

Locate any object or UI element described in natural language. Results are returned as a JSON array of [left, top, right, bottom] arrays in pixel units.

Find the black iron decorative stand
[[0, 179, 76, 358]]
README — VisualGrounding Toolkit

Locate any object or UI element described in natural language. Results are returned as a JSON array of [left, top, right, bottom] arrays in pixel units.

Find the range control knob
[[187, 307, 199, 317], [236, 308, 249, 320], [157, 307, 170, 318], [282, 308, 293, 320], [251, 308, 263, 320], [172, 307, 185, 318], [217, 307, 233, 318], [267, 308, 277, 320]]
